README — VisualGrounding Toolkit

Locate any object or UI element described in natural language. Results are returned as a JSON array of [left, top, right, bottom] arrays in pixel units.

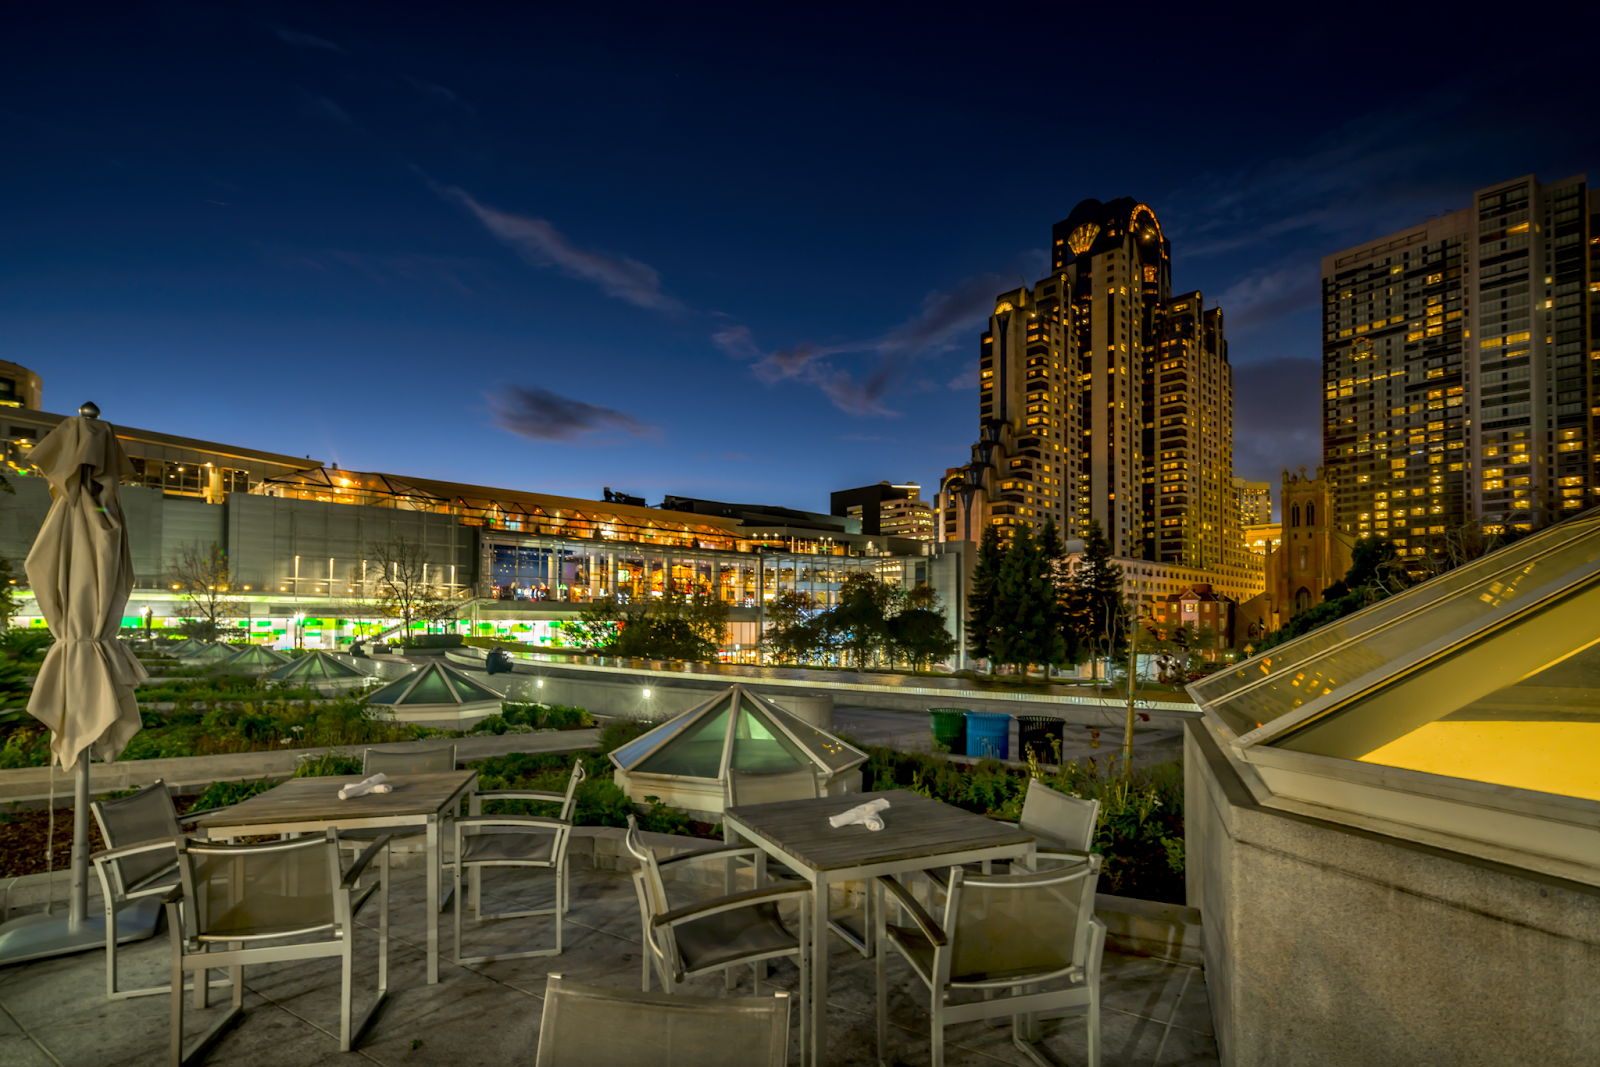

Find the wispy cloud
[[1216, 260, 1321, 334], [275, 27, 344, 53], [402, 76, 475, 115], [444, 188, 681, 311], [489, 386, 659, 445], [716, 272, 1005, 415], [1230, 357, 1321, 486], [1162, 97, 1482, 263], [299, 91, 352, 125], [264, 246, 488, 295]]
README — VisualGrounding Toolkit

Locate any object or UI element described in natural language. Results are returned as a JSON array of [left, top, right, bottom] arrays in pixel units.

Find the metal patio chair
[[166, 828, 391, 1067], [535, 974, 791, 1067], [624, 815, 812, 1063], [89, 780, 237, 1000], [723, 765, 875, 958], [874, 854, 1106, 1067], [452, 758, 585, 964], [337, 744, 459, 885], [924, 778, 1101, 904]]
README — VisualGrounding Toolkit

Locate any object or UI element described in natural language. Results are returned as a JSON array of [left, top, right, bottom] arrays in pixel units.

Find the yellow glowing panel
[[1358, 721, 1600, 801]]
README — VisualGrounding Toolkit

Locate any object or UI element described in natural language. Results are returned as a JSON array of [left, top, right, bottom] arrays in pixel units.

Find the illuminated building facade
[[0, 406, 951, 660], [831, 481, 934, 541], [939, 197, 1258, 600], [1233, 477, 1272, 525], [1321, 173, 1597, 559]]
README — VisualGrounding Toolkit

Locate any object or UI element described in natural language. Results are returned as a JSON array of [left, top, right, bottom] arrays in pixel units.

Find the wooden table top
[[723, 789, 1032, 873], [192, 770, 478, 830]]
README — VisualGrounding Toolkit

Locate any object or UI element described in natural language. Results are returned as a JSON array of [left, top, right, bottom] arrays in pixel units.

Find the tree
[[1066, 520, 1126, 684], [965, 525, 1004, 671], [886, 607, 958, 670], [989, 525, 1064, 676], [170, 541, 241, 640], [364, 536, 458, 641], [763, 589, 818, 664], [582, 590, 730, 662], [1035, 519, 1075, 675], [1321, 536, 1409, 600]]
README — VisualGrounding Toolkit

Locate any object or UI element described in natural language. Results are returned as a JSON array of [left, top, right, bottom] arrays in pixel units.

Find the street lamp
[[141, 605, 152, 637]]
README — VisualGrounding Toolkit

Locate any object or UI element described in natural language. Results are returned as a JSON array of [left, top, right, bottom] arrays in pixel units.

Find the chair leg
[[798, 898, 810, 1067], [874, 888, 888, 1065], [930, 991, 945, 1067], [1087, 985, 1100, 1067], [339, 932, 354, 1052], [105, 894, 120, 999], [170, 929, 184, 1067], [453, 862, 465, 965]]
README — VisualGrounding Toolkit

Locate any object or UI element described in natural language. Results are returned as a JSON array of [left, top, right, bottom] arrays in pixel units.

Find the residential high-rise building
[[937, 197, 1261, 605], [1321, 173, 1596, 559], [1232, 477, 1271, 525]]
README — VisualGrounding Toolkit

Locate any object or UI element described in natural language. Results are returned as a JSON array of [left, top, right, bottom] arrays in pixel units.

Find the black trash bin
[[1016, 715, 1065, 765]]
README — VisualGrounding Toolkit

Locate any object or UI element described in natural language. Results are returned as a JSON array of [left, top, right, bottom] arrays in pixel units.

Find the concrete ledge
[[1095, 892, 1203, 966], [0, 729, 600, 804]]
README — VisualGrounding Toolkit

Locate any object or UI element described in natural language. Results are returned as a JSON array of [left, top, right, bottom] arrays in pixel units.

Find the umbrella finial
[[78, 401, 100, 419]]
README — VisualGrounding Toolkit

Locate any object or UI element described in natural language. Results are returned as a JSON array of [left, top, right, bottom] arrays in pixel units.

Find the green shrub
[[853, 741, 1186, 902], [192, 778, 274, 811], [0, 728, 49, 769], [294, 752, 364, 777], [598, 716, 660, 754], [500, 702, 593, 729]]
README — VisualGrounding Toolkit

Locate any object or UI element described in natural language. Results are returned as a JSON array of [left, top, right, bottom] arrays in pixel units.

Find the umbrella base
[[0, 895, 163, 967]]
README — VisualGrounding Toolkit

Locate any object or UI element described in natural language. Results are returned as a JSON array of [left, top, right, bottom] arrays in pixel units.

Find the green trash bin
[[929, 707, 969, 756]]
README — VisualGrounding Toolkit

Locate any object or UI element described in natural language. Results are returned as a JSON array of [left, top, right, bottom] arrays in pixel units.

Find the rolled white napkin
[[338, 773, 393, 800], [829, 798, 890, 832]]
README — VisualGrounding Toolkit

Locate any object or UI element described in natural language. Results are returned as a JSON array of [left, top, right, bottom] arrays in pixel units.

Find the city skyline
[[1, 8, 1595, 517]]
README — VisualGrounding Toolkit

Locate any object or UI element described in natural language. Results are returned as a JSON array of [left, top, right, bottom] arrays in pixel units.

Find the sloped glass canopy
[[267, 650, 365, 682], [223, 644, 290, 670], [367, 661, 500, 708], [611, 684, 867, 787], [1191, 512, 1600, 802]]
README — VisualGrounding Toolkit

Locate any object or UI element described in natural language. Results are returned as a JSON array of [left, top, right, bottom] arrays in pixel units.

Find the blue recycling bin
[[965, 711, 1011, 761]]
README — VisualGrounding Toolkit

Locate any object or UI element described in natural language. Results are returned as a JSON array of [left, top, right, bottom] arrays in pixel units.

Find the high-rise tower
[[1321, 173, 1596, 558], [941, 198, 1242, 573]]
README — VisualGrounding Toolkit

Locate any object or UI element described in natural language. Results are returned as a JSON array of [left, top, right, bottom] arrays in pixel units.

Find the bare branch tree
[[362, 536, 459, 641], [170, 541, 241, 639]]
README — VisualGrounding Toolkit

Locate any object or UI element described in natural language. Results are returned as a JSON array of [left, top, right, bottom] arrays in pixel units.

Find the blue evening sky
[[2, 6, 1594, 518]]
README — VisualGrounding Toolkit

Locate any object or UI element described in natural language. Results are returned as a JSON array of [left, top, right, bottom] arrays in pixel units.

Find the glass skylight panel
[[635, 698, 732, 778]]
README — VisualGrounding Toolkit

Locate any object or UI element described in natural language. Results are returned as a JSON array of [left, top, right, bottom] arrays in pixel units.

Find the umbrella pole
[[70, 748, 90, 927]]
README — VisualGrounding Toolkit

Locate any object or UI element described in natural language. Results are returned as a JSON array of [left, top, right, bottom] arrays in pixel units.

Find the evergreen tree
[[1036, 519, 1072, 675], [1067, 520, 1126, 683], [966, 524, 1004, 671]]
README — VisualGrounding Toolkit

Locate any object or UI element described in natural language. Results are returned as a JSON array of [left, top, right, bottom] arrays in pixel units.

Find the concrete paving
[[0, 860, 1216, 1066]]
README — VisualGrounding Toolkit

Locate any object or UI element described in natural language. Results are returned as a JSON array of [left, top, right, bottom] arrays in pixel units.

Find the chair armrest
[[455, 815, 570, 831], [91, 837, 177, 866], [1034, 848, 1092, 865], [652, 882, 812, 929], [474, 790, 565, 802], [654, 845, 762, 870], [876, 876, 947, 947], [161, 883, 184, 906], [341, 834, 394, 889]]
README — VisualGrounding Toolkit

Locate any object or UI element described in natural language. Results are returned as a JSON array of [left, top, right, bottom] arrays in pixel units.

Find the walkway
[[0, 862, 1217, 1066]]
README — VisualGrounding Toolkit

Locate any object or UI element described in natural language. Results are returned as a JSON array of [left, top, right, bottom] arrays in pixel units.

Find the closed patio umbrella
[[0, 402, 150, 964]]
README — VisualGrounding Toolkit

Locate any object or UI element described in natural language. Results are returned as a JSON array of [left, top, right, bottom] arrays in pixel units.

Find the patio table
[[190, 769, 477, 985], [722, 789, 1033, 1067]]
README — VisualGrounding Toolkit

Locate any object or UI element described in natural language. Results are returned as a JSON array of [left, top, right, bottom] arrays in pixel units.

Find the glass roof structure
[[267, 650, 366, 683], [366, 661, 501, 712], [610, 684, 866, 784], [180, 642, 238, 664], [221, 644, 291, 672], [1191, 512, 1600, 802]]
